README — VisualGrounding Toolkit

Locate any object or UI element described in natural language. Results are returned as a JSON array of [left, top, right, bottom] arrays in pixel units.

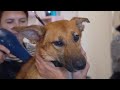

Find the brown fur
[[14, 17, 90, 79]]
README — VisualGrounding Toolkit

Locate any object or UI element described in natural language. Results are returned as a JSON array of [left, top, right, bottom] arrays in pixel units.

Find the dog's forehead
[[45, 20, 80, 33], [43, 20, 81, 42]]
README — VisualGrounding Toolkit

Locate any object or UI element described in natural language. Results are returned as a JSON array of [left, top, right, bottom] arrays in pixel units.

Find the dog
[[13, 17, 90, 79]]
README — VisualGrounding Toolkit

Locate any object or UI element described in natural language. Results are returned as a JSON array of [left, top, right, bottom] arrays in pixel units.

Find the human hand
[[0, 45, 16, 63], [35, 53, 67, 79]]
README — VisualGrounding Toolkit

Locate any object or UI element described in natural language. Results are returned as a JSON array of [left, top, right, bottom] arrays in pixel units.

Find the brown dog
[[13, 17, 90, 79]]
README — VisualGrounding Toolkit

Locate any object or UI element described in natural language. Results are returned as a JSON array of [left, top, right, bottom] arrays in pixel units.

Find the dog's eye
[[73, 34, 79, 42], [52, 41, 64, 47]]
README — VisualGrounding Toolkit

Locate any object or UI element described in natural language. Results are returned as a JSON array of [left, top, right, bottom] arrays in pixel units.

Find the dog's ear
[[71, 17, 90, 31], [12, 25, 46, 43]]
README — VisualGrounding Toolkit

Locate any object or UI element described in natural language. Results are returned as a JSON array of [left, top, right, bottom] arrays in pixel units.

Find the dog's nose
[[73, 59, 86, 70]]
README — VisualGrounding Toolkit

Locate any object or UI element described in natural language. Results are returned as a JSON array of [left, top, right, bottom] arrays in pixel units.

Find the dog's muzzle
[[51, 57, 86, 72]]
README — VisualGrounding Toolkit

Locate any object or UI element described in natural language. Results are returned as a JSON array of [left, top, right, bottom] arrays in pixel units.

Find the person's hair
[[0, 11, 28, 21]]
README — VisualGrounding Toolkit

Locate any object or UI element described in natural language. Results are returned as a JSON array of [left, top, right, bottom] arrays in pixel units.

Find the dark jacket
[[0, 60, 23, 79], [110, 29, 120, 79]]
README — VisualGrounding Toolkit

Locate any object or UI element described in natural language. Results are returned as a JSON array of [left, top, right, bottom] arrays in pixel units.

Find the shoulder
[[112, 34, 120, 45], [111, 35, 120, 54]]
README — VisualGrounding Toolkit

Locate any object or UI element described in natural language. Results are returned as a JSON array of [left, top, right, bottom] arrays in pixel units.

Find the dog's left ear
[[71, 17, 90, 31], [12, 25, 46, 43]]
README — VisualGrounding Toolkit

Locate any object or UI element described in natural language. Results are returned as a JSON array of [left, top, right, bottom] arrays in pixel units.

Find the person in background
[[110, 11, 120, 79]]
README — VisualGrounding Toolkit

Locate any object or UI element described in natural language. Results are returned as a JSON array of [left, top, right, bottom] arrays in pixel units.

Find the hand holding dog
[[0, 45, 16, 63], [35, 52, 67, 79]]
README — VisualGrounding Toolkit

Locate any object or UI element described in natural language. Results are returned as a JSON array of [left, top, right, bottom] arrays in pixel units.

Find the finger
[[35, 61, 44, 70], [35, 59, 49, 75], [80, 46, 87, 60], [85, 62, 90, 71], [35, 55, 51, 69], [83, 62, 90, 71], [0, 51, 5, 63], [35, 56, 58, 73], [35, 52, 59, 70], [36, 57, 53, 69], [0, 45, 10, 54], [8, 54, 16, 58], [35, 54, 45, 65], [35, 59, 52, 74], [36, 57, 42, 64], [81, 62, 90, 76], [81, 46, 86, 56], [35, 52, 53, 66]]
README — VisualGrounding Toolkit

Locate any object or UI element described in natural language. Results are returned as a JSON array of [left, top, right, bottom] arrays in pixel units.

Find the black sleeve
[[0, 43, 29, 79], [110, 36, 120, 79], [0, 61, 23, 79]]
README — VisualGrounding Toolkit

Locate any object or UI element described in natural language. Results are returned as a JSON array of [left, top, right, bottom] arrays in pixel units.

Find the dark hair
[[116, 25, 120, 32], [0, 11, 28, 21]]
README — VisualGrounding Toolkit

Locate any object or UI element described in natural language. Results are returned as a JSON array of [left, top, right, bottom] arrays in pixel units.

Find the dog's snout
[[73, 58, 86, 70], [65, 57, 87, 72]]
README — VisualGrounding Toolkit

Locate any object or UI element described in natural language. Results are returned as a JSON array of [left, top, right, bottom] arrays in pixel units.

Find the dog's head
[[12, 17, 90, 72]]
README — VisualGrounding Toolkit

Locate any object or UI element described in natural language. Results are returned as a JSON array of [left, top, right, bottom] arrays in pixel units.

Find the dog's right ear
[[12, 25, 46, 43], [71, 17, 90, 32]]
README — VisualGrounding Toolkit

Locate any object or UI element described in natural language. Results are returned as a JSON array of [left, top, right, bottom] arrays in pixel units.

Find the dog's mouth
[[51, 61, 76, 72], [51, 61, 64, 67], [51, 60, 86, 72]]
